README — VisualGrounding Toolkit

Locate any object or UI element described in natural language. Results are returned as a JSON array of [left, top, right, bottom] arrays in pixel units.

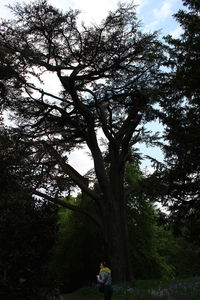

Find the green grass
[[74, 277, 200, 300]]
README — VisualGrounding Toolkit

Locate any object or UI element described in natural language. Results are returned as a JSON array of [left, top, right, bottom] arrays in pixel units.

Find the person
[[97, 261, 113, 300]]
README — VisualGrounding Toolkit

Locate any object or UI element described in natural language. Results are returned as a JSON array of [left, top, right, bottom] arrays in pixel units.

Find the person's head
[[100, 261, 107, 269]]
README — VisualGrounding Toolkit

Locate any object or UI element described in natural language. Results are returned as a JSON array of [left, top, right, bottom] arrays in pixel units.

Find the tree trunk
[[108, 150, 133, 282], [85, 130, 134, 282], [102, 197, 133, 283]]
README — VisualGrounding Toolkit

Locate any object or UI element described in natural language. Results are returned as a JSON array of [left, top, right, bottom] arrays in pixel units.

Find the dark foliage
[[0, 130, 58, 299], [155, 0, 200, 219], [51, 205, 104, 293]]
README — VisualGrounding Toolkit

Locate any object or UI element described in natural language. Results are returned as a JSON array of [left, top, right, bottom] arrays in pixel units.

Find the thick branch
[[34, 190, 103, 228], [56, 73, 112, 197], [116, 93, 147, 143], [45, 144, 100, 202]]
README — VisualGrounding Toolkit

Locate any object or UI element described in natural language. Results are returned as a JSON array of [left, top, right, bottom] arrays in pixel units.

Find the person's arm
[[98, 272, 108, 284]]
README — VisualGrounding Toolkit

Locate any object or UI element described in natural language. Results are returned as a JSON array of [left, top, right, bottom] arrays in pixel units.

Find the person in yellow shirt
[[97, 261, 113, 300]]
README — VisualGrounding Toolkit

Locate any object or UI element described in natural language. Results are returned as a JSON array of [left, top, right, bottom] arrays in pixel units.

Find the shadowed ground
[[59, 294, 91, 300]]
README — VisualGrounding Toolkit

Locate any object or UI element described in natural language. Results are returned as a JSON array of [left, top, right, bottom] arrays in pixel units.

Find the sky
[[0, 0, 184, 37], [0, 0, 185, 174]]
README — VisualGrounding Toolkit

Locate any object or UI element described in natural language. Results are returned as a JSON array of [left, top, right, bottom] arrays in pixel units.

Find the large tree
[[0, 0, 165, 281]]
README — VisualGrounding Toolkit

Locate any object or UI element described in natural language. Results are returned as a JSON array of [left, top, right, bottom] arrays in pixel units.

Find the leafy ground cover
[[74, 277, 200, 300]]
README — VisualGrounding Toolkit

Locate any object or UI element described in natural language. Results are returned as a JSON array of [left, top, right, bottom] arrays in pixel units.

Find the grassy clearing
[[74, 277, 200, 300]]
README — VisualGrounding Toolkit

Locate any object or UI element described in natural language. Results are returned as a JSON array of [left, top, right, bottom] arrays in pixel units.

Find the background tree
[[0, 0, 166, 281], [124, 157, 177, 280], [158, 0, 200, 214], [146, 0, 200, 277]]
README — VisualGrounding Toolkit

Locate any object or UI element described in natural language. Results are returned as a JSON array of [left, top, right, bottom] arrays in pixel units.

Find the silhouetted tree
[[158, 0, 200, 217], [0, 0, 166, 281]]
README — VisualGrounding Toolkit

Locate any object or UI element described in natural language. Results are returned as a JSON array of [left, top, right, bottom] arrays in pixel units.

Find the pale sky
[[0, 0, 184, 174], [0, 0, 184, 36]]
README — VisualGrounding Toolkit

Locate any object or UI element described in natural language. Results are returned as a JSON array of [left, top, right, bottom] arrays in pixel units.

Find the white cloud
[[72, 0, 116, 24], [153, 1, 172, 22], [146, 19, 159, 30], [145, 0, 172, 31], [0, 0, 148, 24], [68, 0, 147, 25], [170, 24, 183, 38]]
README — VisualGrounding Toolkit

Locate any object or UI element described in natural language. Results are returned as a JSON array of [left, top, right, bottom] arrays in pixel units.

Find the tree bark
[[99, 149, 134, 282], [102, 193, 133, 283]]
